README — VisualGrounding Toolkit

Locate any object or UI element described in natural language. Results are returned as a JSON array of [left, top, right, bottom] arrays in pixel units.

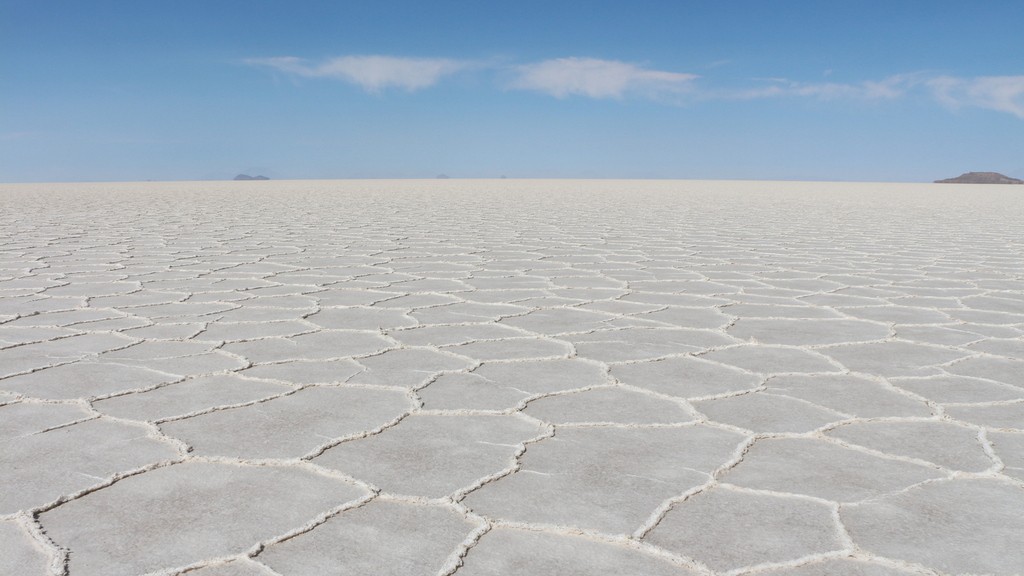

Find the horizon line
[[1, 175, 1008, 186]]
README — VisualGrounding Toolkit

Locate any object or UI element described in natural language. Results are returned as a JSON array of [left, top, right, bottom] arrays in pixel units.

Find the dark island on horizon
[[233, 174, 270, 181], [935, 172, 1023, 184]]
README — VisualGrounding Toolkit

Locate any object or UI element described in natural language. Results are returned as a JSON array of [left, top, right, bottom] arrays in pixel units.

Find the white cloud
[[246, 55, 469, 92], [244, 54, 1024, 120], [928, 75, 1024, 118], [730, 74, 920, 100], [510, 57, 697, 99], [0, 131, 41, 141], [729, 73, 1024, 119]]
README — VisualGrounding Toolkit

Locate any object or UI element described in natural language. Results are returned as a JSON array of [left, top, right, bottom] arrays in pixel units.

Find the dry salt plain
[[1, 179, 1023, 576]]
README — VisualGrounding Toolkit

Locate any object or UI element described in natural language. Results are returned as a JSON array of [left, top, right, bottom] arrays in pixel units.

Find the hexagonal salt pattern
[[1, 415, 182, 514], [314, 414, 547, 498], [39, 461, 368, 576], [721, 437, 944, 502], [842, 479, 1024, 575], [159, 385, 414, 459], [3, 179, 1024, 575], [420, 357, 608, 410], [826, 420, 996, 472], [463, 425, 745, 534], [645, 487, 844, 572], [259, 499, 479, 575]]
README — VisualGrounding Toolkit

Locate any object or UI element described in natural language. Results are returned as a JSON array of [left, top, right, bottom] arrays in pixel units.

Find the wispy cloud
[[726, 73, 1024, 119], [245, 55, 470, 92], [245, 53, 1024, 119], [729, 74, 922, 100], [0, 131, 43, 141], [510, 57, 697, 99], [928, 75, 1024, 118]]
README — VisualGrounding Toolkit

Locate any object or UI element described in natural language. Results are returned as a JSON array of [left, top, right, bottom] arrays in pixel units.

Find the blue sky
[[2, 0, 1023, 182]]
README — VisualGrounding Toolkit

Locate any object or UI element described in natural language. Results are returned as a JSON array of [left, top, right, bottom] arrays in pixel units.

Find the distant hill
[[233, 174, 270, 181], [935, 172, 1023, 184]]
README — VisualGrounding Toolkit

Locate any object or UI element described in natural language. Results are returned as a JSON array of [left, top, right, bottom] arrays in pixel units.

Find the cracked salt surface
[[1, 179, 1023, 575]]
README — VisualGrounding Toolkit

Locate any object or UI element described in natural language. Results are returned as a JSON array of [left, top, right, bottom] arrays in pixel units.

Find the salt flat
[[1, 179, 1023, 576]]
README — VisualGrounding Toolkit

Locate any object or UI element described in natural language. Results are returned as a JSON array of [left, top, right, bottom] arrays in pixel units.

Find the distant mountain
[[935, 172, 1023, 184], [233, 174, 270, 181]]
